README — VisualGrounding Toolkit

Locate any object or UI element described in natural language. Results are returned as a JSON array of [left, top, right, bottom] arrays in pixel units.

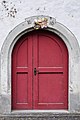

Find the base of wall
[[0, 113, 80, 120]]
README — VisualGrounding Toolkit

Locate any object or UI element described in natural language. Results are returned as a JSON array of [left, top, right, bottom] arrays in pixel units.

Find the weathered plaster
[[0, 15, 80, 114]]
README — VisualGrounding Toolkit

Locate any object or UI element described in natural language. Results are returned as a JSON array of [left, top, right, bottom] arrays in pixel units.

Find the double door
[[12, 30, 68, 110]]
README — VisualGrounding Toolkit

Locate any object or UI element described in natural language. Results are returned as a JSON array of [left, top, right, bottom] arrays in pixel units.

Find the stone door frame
[[0, 15, 80, 114]]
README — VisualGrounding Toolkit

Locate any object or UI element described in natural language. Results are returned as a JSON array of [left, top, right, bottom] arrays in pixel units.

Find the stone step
[[0, 113, 80, 120]]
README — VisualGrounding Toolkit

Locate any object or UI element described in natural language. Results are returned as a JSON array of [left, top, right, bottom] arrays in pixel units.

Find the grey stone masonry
[[0, 113, 80, 120]]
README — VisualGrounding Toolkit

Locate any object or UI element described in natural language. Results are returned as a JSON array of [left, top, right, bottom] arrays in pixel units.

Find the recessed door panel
[[38, 74, 64, 103], [38, 35, 63, 67], [16, 73, 28, 103]]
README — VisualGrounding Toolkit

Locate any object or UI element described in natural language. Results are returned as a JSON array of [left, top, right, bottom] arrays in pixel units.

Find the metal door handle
[[34, 68, 37, 76]]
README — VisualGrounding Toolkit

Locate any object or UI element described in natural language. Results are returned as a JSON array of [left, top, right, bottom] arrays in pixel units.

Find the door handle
[[34, 68, 38, 76]]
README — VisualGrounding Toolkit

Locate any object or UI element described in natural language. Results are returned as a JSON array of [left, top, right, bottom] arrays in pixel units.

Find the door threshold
[[11, 110, 69, 113]]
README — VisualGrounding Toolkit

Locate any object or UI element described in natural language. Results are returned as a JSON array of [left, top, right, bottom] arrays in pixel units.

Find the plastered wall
[[0, 0, 80, 50]]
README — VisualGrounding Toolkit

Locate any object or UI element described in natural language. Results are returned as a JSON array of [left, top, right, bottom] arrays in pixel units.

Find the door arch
[[0, 16, 80, 113], [12, 30, 68, 110]]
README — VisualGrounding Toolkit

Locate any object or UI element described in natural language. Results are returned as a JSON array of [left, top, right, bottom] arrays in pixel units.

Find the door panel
[[38, 35, 63, 67], [16, 73, 28, 103], [12, 30, 68, 110], [38, 74, 63, 103], [16, 39, 28, 67]]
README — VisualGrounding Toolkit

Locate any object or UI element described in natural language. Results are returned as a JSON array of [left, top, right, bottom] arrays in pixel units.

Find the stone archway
[[0, 15, 80, 113]]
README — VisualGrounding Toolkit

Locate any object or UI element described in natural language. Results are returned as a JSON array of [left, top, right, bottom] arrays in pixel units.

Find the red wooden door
[[12, 30, 68, 110]]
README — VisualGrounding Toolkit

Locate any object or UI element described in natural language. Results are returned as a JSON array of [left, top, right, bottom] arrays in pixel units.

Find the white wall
[[0, 0, 80, 51], [0, 0, 80, 114]]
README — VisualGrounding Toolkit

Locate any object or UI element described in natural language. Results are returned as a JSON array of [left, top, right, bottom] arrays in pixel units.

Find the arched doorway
[[0, 16, 80, 113], [12, 30, 68, 110]]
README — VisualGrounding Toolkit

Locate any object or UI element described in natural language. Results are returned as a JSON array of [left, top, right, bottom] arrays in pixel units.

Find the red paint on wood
[[12, 35, 33, 109], [12, 30, 68, 110]]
